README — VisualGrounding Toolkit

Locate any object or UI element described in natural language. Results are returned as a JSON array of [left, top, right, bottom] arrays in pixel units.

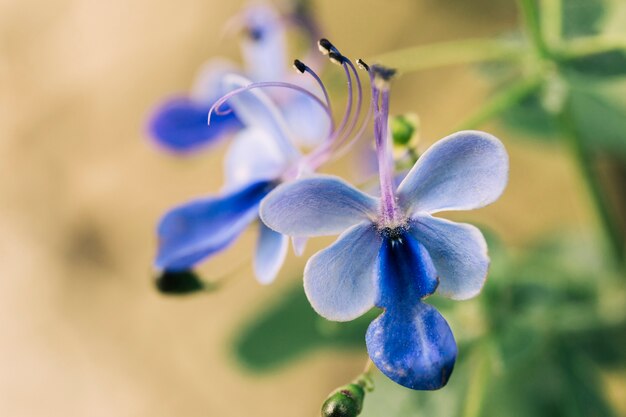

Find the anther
[[370, 64, 396, 81], [356, 59, 370, 71], [246, 25, 264, 41], [318, 38, 336, 55], [293, 59, 307, 74], [328, 51, 345, 65]]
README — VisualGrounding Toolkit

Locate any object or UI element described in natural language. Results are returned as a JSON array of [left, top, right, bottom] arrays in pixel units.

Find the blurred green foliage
[[233, 283, 378, 371], [496, 0, 626, 159]]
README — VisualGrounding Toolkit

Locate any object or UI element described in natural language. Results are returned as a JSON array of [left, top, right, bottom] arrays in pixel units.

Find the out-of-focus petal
[[156, 180, 274, 270], [366, 303, 457, 390], [240, 4, 287, 82], [190, 58, 240, 102], [222, 74, 299, 159], [223, 127, 289, 190], [377, 231, 438, 309], [260, 175, 379, 237], [282, 93, 330, 148], [254, 222, 288, 285], [304, 223, 380, 321], [409, 215, 489, 300], [397, 131, 508, 215], [148, 97, 241, 153]]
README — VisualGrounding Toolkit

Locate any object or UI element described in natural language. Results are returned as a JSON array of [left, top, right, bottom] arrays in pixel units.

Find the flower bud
[[391, 113, 419, 147], [155, 270, 204, 295], [321, 383, 365, 417]]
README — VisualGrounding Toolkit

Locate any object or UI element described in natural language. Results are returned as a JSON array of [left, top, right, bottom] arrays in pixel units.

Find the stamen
[[293, 59, 334, 129], [371, 64, 397, 91], [356, 59, 370, 71], [318, 38, 338, 55], [207, 81, 332, 127], [371, 69, 399, 224], [330, 60, 374, 160], [328, 51, 345, 65], [293, 59, 307, 73], [335, 59, 363, 148]]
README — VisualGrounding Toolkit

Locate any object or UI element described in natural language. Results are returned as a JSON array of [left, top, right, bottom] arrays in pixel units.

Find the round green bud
[[321, 383, 365, 417], [391, 113, 419, 146]]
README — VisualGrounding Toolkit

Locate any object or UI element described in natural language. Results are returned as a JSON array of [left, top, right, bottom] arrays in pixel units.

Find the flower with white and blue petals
[[147, 3, 327, 153], [259, 65, 509, 389], [156, 40, 374, 284]]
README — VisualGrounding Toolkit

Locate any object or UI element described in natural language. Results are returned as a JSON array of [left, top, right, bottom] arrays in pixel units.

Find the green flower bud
[[155, 270, 204, 295], [391, 113, 419, 147], [321, 383, 365, 417]]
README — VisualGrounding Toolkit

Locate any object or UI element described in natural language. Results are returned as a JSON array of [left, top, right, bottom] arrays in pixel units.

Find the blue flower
[[147, 4, 327, 153], [156, 41, 373, 284], [259, 65, 509, 389]]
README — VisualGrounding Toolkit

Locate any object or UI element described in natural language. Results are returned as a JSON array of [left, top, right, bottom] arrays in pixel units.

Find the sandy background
[[0, 0, 599, 415]]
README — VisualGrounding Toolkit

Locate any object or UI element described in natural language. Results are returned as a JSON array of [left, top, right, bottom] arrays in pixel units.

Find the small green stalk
[[558, 107, 625, 267], [370, 38, 524, 73], [455, 75, 542, 131]]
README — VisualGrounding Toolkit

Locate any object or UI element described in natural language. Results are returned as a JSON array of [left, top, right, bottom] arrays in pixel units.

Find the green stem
[[558, 106, 625, 266], [517, 0, 550, 58], [461, 343, 491, 417], [370, 38, 524, 73], [557, 35, 626, 59], [455, 75, 542, 131], [541, 0, 562, 49]]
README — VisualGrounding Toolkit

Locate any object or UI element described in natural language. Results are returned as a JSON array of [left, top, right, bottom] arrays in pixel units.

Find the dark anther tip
[[246, 25, 264, 41], [371, 64, 397, 81], [318, 38, 334, 51], [356, 59, 370, 71], [328, 51, 345, 65], [293, 59, 307, 73]]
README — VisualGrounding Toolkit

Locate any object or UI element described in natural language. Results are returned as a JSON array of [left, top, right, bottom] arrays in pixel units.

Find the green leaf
[[562, 50, 626, 78], [232, 281, 376, 372], [568, 82, 626, 157], [498, 90, 559, 138], [561, 0, 607, 39]]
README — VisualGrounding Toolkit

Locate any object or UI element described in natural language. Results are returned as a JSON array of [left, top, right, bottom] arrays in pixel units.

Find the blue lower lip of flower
[[377, 229, 439, 308], [148, 97, 243, 153], [366, 302, 457, 390], [156, 180, 276, 271]]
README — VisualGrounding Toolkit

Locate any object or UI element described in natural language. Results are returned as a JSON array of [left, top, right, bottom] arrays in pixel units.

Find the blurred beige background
[[0, 0, 597, 415]]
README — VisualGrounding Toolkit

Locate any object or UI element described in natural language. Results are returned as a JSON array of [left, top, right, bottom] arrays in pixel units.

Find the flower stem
[[517, 0, 550, 59], [370, 38, 525, 73], [558, 108, 625, 267], [455, 75, 542, 131], [461, 343, 491, 417], [556, 35, 626, 59], [540, 0, 562, 50]]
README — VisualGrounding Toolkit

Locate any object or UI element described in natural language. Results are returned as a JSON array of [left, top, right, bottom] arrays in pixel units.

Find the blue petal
[[409, 215, 489, 300], [377, 230, 438, 309], [366, 303, 457, 390], [304, 223, 380, 321], [260, 175, 380, 237], [148, 97, 242, 153], [223, 127, 290, 190], [223, 74, 299, 159], [397, 131, 508, 215], [156, 180, 274, 270], [240, 4, 287, 82], [254, 222, 289, 285]]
